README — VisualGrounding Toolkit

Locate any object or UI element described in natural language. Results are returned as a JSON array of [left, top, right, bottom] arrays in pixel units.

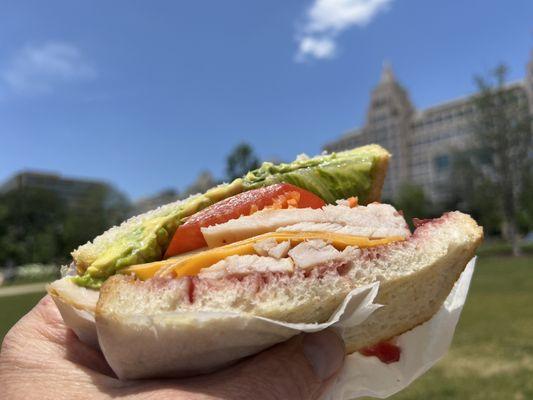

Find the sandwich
[[47, 144, 483, 380]]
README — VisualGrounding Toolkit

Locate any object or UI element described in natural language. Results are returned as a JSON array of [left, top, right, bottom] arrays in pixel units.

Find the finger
[[178, 329, 346, 400], [1, 296, 125, 399], [4, 295, 115, 377], [39, 296, 116, 377]]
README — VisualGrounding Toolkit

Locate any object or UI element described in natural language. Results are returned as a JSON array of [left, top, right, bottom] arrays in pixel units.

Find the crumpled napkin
[[322, 257, 476, 399]]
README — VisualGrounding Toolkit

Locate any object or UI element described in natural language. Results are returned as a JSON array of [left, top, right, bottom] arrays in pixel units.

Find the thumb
[[221, 330, 345, 400]]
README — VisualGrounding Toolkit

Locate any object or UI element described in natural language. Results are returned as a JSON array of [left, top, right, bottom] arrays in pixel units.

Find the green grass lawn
[[0, 291, 45, 340], [389, 256, 533, 400], [1, 256, 532, 399]]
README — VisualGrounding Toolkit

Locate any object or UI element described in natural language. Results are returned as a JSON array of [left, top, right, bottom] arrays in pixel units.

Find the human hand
[[0, 296, 345, 400]]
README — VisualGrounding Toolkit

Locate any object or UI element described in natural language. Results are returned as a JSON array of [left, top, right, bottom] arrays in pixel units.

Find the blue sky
[[1, 0, 532, 200]]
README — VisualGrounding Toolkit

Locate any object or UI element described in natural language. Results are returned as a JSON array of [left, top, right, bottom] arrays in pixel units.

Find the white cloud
[[296, 37, 337, 61], [296, 0, 393, 62], [2, 41, 96, 95]]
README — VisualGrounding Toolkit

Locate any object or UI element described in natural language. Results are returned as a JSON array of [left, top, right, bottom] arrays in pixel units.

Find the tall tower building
[[324, 50, 532, 202], [364, 63, 414, 198], [323, 63, 414, 199]]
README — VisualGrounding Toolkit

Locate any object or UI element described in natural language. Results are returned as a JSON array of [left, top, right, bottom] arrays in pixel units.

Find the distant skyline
[[1, 0, 532, 200]]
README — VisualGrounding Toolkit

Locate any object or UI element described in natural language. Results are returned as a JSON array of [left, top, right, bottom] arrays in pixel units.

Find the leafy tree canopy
[[225, 143, 260, 181]]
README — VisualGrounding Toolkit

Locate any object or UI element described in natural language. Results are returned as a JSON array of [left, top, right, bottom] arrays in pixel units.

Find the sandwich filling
[[71, 145, 390, 288], [120, 201, 410, 281]]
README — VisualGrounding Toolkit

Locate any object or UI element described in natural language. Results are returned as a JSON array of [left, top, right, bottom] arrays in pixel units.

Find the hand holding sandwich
[[0, 296, 345, 400]]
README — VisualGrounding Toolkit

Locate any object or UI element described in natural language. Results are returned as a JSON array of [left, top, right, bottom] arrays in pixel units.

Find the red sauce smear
[[359, 341, 401, 364], [188, 278, 195, 303]]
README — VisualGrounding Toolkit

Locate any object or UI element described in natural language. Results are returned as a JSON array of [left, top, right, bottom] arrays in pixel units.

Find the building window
[[434, 154, 450, 172]]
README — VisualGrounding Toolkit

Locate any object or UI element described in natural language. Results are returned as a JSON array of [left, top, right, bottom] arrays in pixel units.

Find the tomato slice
[[164, 183, 325, 258]]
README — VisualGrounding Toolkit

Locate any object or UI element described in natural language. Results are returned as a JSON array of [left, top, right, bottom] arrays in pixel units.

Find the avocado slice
[[242, 144, 389, 204], [72, 144, 389, 288], [72, 179, 244, 289]]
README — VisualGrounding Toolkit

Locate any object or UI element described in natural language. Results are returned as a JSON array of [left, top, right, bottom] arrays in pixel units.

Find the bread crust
[[344, 215, 482, 352]]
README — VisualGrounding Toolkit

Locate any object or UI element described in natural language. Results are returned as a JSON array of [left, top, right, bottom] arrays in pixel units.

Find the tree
[[448, 152, 502, 235], [0, 184, 131, 267], [0, 188, 67, 266], [394, 183, 432, 229], [60, 185, 131, 258], [517, 171, 533, 233], [181, 171, 217, 198], [225, 143, 260, 181], [450, 65, 532, 255]]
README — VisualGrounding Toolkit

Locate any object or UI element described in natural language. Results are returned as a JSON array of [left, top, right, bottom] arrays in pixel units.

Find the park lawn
[[0, 291, 45, 341], [0, 256, 532, 399], [389, 256, 533, 400]]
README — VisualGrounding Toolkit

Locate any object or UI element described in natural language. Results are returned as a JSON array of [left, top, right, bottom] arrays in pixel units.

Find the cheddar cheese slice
[[120, 232, 403, 280]]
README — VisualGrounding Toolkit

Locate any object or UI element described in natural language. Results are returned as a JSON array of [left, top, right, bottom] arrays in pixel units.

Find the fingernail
[[303, 330, 345, 380]]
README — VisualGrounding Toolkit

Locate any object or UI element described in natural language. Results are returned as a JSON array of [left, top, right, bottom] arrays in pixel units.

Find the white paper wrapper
[[54, 257, 476, 395], [96, 280, 383, 378], [322, 257, 476, 399], [52, 294, 99, 349]]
